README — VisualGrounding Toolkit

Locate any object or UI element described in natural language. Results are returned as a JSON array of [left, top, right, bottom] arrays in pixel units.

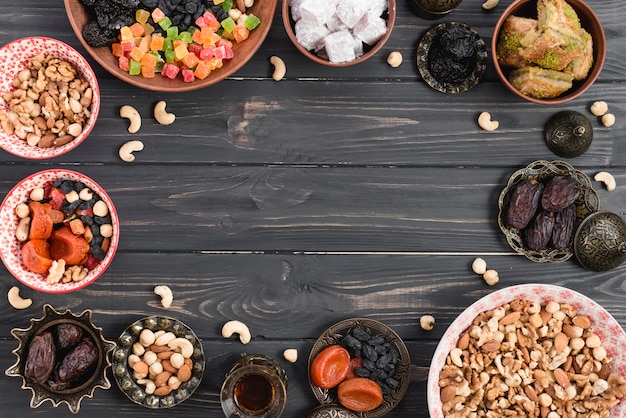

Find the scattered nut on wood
[[478, 112, 499, 131], [283, 348, 298, 363], [420, 315, 435, 331], [483, 269, 499, 286], [8, 286, 32, 309], [153, 100, 176, 125], [601, 113, 615, 127], [387, 51, 402, 68], [154, 285, 173, 308], [471, 257, 487, 275], [590, 101, 608, 116], [120, 105, 141, 133], [222, 320, 251, 344], [482, 0, 499, 10], [594, 171, 616, 191], [270, 56, 286, 81], [119, 140, 144, 162]]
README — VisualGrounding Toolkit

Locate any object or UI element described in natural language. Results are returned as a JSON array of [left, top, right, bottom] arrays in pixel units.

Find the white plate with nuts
[[111, 316, 205, 409], [0, 36, 100, 159], [427, 284, 626, 418]]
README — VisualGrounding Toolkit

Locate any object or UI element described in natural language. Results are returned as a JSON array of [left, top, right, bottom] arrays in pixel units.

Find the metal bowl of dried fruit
[[0, 37, 100, 159], [308, 318, 410, 417], [111, 315, 205, 409], [0, 169, 119, 293], [5, 304, 116, 414], [64, 0, 277, 92], [497, 160, 599, 263], [427, 284, 626, 418]]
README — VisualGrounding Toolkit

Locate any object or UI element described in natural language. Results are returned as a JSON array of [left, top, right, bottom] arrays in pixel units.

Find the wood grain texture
[[0, 0, 625, 416]]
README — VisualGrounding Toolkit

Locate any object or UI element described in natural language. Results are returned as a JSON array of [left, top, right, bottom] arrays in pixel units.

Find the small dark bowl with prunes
[[5, 304, 116, 414], [417, 22, 487, 94], [497, 160, 599, 263], [308, 318, 410, 417]]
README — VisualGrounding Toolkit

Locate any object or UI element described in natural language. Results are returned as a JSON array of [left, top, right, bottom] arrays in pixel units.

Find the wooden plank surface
[[1, 0, 625, 417]]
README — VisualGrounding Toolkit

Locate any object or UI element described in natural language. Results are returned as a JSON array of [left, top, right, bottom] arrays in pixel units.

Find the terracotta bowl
[[308, 318, 411, 417], [0, 169, 119, 294], [111, 315, 205, 409], [5, 304, 116, 414], [282, 0, 396, 67], [428, 284, 626, 418], [0, 37, 100, 159], [491, 0, 606, 104], [64, 0, 278, 92]]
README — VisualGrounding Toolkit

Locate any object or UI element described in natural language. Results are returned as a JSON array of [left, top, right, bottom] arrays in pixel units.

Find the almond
[[457, 332, 470, 350], [153, 385, 173, 396], [554, 332, 569, 352], [481, 340, 501, 352], [524, 385, 538, 403], [440, 385, 456, 403], [161, 359, 178, 374], [177, 364, 192, 382], [562, 323, 577, 338], [554, 368, 570, 388], [148, 344, 171, 353], [499, 311, 521, 326], [154, 371, 172, 387], [539, 309, 552, 326], [572, 315, 591, 329], [132, 361, 149, 374], [157, 351, 174, 360]]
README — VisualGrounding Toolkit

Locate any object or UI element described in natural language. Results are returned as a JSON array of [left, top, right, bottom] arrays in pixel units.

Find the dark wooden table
[[1, 0, 625, 416]]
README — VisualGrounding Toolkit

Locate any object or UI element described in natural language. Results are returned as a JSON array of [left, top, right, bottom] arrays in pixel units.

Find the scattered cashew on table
[[120, 105, 141, 133], [270, 56, 286, 81], [119, 140, 144, 162], [222, 320, 251, 344], [8, 286, 32, 309], [154, 101, 176, 125]]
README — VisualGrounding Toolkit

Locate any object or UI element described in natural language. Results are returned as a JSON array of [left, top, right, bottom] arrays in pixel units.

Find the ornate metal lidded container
[[574, 211, 626, 271], [306, 405, 359, 418], [544, 110, 593, 158], [408, 0, 463, 19]]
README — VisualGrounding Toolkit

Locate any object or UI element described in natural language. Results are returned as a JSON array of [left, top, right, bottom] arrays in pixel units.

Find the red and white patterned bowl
[[0, 37, 100, 159], [0, 169, 118, 293], [427, 284, 626, 418]]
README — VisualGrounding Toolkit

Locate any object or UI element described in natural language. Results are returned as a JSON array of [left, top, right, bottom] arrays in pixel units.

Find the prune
[[354, 367, 370, 377], [351, 327, 371, 342], [506, 179, 544, 229], [524, 210, 556, 251], [541, 175, 580, 212], [24, 332, 56, 384], [57, 341, 98, 386], [362, 343, 379, 361], [57, 323, 83, 349], [341, 334, 362, 355], [552, 204, 576, 249], [428, 25, 480, 85]]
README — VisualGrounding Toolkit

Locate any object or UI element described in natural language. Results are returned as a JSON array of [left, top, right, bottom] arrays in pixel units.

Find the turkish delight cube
[[353, 12, 387, 45], [295, 19, 330, 50], [336, 0, 370, 28], [299, 0, 335, 26], [324, 29, 357, 63], [368, 0, 389, 18]]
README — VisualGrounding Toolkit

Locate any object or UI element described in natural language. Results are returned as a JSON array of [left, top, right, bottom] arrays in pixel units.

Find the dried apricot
[[21, 239, 53, 274], [337, 377, 383, 412], [50, 226, 90, 265], [310, 345, 351, 389], [28, 201, 53, 240]]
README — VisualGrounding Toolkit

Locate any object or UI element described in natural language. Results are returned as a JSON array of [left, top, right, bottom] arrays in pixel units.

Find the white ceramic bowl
[[0, 36, 100, 159], [0, 169, 119, 293], [427, 284, 626, 418]]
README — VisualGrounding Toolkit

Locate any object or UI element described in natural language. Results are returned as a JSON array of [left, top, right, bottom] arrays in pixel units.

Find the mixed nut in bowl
[[5, 304, 116, 414], [492, 0, 606, 104], [0, 169, 119, 293], [111, 315, 205, 409], [308, 318, 410, 417], [498, 160, 599, 263], [417, 22, 487, 94], [64, 0, 278, 92], [427, 284, 626, 418], [0, 36, 100, 159], [282, 0, 396, 66]]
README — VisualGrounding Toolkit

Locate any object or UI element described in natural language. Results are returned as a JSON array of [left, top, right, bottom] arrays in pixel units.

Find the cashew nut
[[270, 56, 286, 81], [590, 101, 608, 117], [471, 257, 487, 275], [120, 105, 141, 133], [594, 171, 616, 191], [478, 112, 499, 131], [154, 285, 173, 308], [119, 140, 144, 162], [283, 348, 298, 363], [387, 51, 402, 68], [420, 315, 435, 331], [482, 0, 499, 10], [153, 100, 175, 125], [168, 337, 194, 358], [8, 286, 32, 309], [222, 320, 251, 344], [602, 113, 615, 127]]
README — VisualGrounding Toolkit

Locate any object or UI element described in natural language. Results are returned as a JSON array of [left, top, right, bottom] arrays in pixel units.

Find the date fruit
[[541, 175, 580, 212], [57, 341, 98, 386], [524, 210, 555, 251], [57, 323, 83, 349], [507, 179, 544, 229], [552, 204, 576, 249], [24, 332, 56, 384]]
